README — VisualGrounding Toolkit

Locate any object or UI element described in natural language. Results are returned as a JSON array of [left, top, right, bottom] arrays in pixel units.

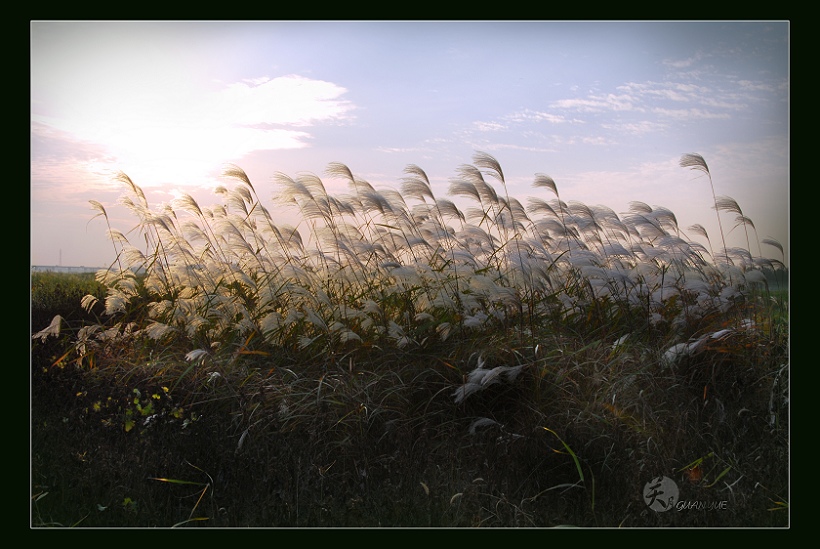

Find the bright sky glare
[[30, 21, 789, 269]]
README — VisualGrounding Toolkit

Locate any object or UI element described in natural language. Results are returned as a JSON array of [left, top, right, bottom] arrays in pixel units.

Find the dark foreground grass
[[31, 276, 789, 528]]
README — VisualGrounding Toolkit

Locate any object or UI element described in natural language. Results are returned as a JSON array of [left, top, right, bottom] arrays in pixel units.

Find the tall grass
[[37, 152, 785, 360], [31, 152, 788, 527]]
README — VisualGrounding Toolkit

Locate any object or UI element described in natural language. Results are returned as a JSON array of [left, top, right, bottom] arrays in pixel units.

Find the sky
[[30, 21, 789, 269]]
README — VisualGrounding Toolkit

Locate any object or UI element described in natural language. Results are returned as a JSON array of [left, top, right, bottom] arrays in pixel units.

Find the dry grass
[[31, 153, 788, 527]]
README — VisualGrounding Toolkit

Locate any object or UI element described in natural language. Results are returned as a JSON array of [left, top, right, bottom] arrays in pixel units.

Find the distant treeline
[[31, 265, 104, 274]]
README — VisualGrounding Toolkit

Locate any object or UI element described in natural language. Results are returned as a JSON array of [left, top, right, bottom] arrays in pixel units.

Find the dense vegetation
[[31, 152, 788, 527]]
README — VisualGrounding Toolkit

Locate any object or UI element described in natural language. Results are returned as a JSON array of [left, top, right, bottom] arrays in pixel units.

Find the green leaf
[[542, 427, 584, 482]]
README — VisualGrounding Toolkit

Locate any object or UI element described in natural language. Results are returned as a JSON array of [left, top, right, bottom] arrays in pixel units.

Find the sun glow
[[32, 73, 353, 189]]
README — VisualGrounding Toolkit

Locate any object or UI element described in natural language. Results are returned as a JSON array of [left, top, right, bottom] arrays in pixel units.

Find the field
[[30, 153, 789, 527]]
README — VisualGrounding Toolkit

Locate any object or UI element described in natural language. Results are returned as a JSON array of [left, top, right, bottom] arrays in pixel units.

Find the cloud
[[481, 143, 556, 154], [650, 107, 730, 120], [737, 80, 778, 93], [31, 121, 120, 197], [662, 51, 706, 69], [31, 74, 355, 188], [210, 75, 354, 128], [618, 81, 716, 104], [601, 121, 667, 135], [506, 110, 570, 124], [551, 94, 639, 113], [473, 121, 508, 132]]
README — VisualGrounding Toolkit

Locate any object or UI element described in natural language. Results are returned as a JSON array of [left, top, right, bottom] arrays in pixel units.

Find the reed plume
[[680, 153, 730, 266]]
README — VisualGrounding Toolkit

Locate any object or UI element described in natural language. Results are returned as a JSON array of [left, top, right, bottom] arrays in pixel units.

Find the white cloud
[[662, 51, 706, 69], [601, 121, 667, 135], [699, 97, 747, 110], [482, 143, 555, 154], [618, 81, 713, 104], [737, 80, 778, 93], [579, 136, 611, 145], [650, 107, 731, 120], [31, 74, 355, 188], [473, 121, 508, 132], [507, 110, 569, 124], [552, 94, 639, 113], [211, 75, 354, 127]]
